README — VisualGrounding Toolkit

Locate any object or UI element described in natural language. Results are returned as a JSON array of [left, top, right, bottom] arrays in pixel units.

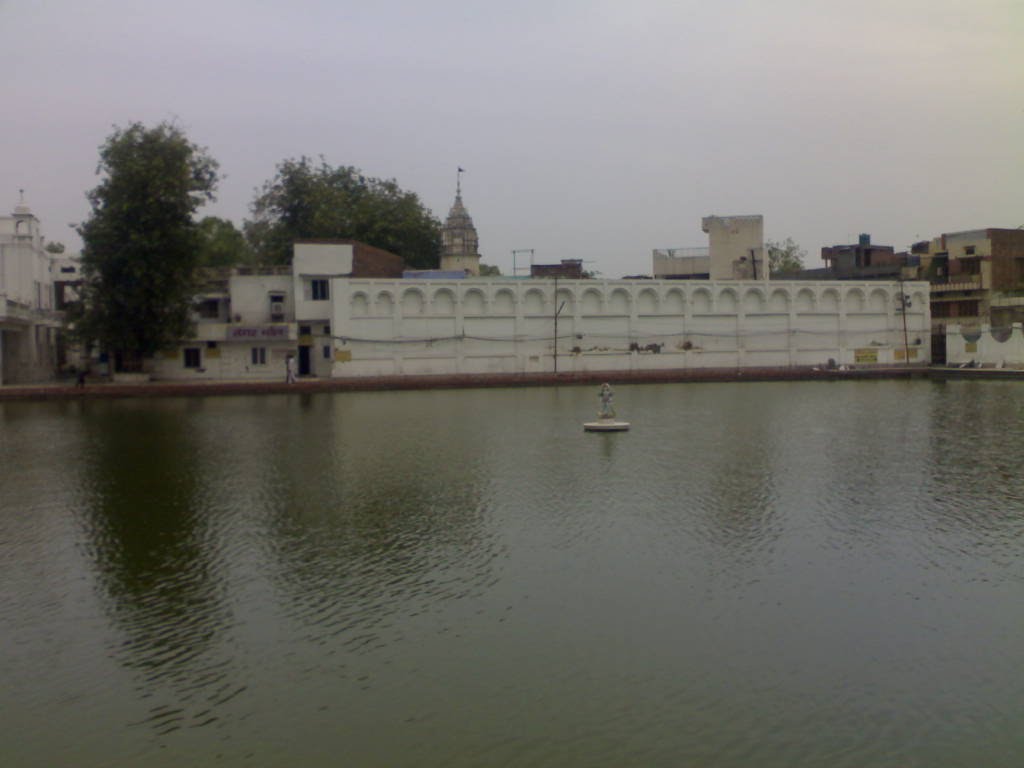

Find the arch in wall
[[523, 288, 546, 314], [555, 287, 575, 314], [717, 288, 738, 314], [768, 288, 790, 313], [991, 325, 1013, 343], [911, 291, 927, 311], [692, 288, 712, 314], [819, 289, 840, 312], [795, 288, 816, 313], [664, 288, 685, 315], [463, 288, 486, 315], [493, 288, 516, 314], [742, 287, 766, 313], [432, 288, 456, 315], [869, 288, 889, 313], [351, 292, 370, 316], [845, 288, 865, 313], [401, 288, 425, 315], [375, 291, 395, 315], [637, 288, 659, 314], [581, 288, 603, 314], [609, 288, 631, 315]]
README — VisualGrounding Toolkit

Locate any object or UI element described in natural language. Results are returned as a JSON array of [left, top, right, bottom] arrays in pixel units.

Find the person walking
[[285, 355, 297, 384]]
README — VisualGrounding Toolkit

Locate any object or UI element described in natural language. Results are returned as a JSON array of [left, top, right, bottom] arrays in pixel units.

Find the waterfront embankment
[[0, 365, 990, 401]]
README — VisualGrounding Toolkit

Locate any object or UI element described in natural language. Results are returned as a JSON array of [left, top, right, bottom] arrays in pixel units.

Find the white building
[[150, 241, 402, 380], [654, 215, 767, 281], [0, 198, 62, 384]]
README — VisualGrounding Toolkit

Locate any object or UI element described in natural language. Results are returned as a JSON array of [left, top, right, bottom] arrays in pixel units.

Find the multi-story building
[[0, 198, 63, 384], [531, 260, 584, 279], [820, 234, 907, 280], [653, 215, 766, 280], [910, 228, 1024, 364], [150, 241, 403, 380]]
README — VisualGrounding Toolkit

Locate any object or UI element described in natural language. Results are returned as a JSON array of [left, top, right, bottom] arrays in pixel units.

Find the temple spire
[[440, 169, 480, 276]]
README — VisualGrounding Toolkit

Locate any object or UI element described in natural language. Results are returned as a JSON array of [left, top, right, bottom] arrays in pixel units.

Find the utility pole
[[898, 274, 911, 365], [553, 276, 566, 374]]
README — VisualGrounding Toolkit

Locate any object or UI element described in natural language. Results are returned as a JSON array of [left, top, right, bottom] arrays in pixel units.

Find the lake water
[[2, 380, 1023, 767]]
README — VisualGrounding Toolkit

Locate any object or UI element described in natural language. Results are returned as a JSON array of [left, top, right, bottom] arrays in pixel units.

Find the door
[[931, 325, 946, 365], [298, 346, 311, 376]]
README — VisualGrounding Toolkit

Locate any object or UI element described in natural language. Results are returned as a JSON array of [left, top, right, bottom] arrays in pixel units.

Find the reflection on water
[[78, 402, 237, 736], [2, 382, 1024, 767]]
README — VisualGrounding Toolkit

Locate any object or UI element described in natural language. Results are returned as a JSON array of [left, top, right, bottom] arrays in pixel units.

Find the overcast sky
[[4, 0, 1022, 276]]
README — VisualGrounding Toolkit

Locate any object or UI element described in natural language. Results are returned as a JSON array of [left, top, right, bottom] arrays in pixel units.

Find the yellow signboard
[[854, 348, 878, 364], [334, 350, 352, 362]]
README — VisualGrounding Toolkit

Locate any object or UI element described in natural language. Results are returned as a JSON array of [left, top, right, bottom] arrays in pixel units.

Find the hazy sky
[[4, 0, 1022, 276]]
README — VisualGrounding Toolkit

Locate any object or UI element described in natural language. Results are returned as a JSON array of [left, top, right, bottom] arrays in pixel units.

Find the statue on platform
[[598, 383, 616, 419]]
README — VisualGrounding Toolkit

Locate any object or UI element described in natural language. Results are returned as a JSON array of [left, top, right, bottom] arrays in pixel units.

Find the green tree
[[246, 157, 442, 268], [197, 216, 252, 267], [73, 122, 219, 371], [767, 237, 806, 276], [44, 241, 66, 254], [479, 263, 502, 276]]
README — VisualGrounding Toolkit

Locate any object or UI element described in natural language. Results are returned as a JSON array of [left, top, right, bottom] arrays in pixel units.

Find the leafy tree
[[246, 157, 442, 268], [479, 263, 502, 276], [44, 241, 66, 254], [197, 216, 252, 267], [73, 122, 218, 371], [767, 237, 806, 276]]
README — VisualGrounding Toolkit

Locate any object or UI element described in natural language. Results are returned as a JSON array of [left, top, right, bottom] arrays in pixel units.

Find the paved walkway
[[0, 366, 955, 402]]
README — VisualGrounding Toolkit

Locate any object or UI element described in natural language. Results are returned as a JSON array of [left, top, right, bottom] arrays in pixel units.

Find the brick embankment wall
[[0, 366, 939, 402]]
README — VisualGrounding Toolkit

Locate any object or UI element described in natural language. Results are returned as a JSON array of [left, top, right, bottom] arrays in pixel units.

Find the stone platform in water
[[583, 418, 630, 432]]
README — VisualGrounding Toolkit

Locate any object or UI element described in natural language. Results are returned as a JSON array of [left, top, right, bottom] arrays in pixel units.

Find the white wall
[[293, 243, 353, 322], [946, 323, 1024, 367], [229, 274, 293, 324], [329, 278, 931, 377], [150, 337, 295, 381]]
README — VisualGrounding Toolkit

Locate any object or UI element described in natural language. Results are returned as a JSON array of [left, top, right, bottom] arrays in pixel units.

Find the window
[[206, 341, 218, 349], [964, 246, 976, 256], [311, 279, 329, 300], [299, 325, 311, 335], [251, 347, 267, 365], [184, 348, 201, 368], [323, 324, 331, 335], [323, 345, 331, 360], [269, 293, 285, 321], [197, 299, 220, 319]]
